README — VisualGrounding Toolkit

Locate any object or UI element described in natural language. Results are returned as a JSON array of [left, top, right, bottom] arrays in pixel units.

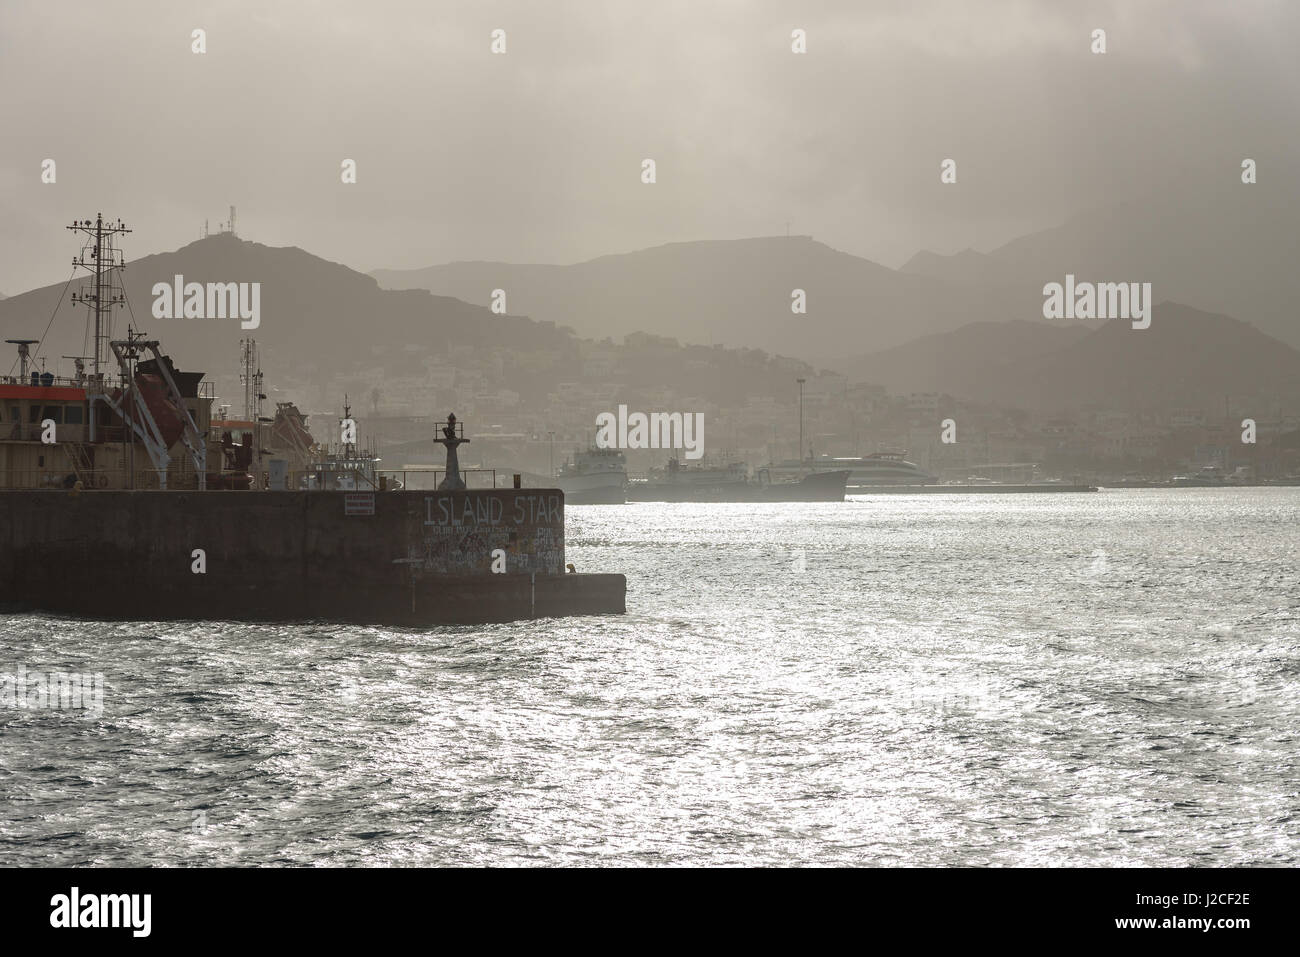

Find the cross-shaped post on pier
[[435, 413, 471, 489]]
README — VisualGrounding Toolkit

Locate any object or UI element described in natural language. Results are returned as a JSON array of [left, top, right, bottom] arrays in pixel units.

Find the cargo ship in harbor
[[0, 214, 625, 624], [627, 455, 849, 502], [556, 446, 627, 503]]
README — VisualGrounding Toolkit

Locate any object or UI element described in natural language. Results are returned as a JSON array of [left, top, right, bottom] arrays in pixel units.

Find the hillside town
[[247, 332, 1300, 485]]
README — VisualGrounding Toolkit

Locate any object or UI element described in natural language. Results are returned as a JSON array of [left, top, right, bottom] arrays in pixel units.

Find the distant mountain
[[7, 230, 1289, 421], [0, 233, 568, 385], [833, 320, 1094, 396], [0, 232, 820, 409], [897, 248, 1000, 286], [372, 236, 1046, 359], [835, 304, 1300, 412], [901, 191, 1300, 350]]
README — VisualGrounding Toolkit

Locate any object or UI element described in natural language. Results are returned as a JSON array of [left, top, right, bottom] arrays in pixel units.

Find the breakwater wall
[[0, 489, 625, 624]]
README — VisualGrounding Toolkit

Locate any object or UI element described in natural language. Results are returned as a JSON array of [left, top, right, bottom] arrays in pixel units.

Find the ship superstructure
[[301, 399, 387, 490], [0, 216, 313, 491], [556, 446, 628, 503]]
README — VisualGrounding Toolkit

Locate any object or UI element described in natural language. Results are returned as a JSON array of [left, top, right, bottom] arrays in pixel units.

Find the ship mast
[[240, 337, 263, 476], [68, 213, 130, 383], [341, 395, 354, 459]]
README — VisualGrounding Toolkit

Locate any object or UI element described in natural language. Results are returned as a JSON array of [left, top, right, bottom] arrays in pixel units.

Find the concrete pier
[[0, 489, 625, 625], [852, 484, 1098, 494]]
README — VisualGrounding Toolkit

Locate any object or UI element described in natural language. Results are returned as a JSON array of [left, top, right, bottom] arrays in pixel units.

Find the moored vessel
[[556, 446, 627, 503], [0, 214, 626, 623], [829, 451, 938, 487], [764, 451, 937, 487], [627, 455, 848, 502]]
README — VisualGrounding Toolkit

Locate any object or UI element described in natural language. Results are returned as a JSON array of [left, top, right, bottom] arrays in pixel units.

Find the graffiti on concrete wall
[[424, 492, 562, 528], [412, 491, 564, 574]]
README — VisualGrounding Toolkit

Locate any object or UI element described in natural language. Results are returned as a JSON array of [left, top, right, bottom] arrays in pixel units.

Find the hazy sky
[[1, 0, 1296, 294]]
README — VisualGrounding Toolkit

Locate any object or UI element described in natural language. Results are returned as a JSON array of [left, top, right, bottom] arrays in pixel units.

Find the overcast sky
[[0, 0, 1296, 294]]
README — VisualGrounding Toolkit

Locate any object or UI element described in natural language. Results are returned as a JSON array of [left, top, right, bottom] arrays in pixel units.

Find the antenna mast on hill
[[68, 213, 131, 381]]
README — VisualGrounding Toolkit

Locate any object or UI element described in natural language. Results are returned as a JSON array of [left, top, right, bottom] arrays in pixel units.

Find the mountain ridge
[[833, 304, 1300, 412], [372, 235, 1046, 359], [899, 192, 1300, 349], [0, 232, 828, 415]]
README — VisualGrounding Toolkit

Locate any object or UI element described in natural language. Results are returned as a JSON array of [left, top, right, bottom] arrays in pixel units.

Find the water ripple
[[1, 488, 1297, 865]]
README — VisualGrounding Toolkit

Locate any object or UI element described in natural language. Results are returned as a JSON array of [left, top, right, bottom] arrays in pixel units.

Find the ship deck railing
[[2, 425, 149, 444], [0, 373, 133, 391], [4, 466, 518, 492], [281, 467, 502, 492], [0, 375, 215, 397], [1, 468, 235, 490], [376, 468, 500, 491], [1, 374, 92, 389]]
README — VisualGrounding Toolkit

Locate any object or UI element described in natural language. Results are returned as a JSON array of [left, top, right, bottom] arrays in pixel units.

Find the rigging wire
[[8, 267, 77, 377], [120, 267, 139, 332]]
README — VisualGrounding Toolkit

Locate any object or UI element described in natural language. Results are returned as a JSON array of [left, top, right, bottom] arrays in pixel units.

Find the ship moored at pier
[[627, 455, 849, 502], [0, 214, 625, 624], [765, 451, 938, 488], [556, 445, 628, 504]]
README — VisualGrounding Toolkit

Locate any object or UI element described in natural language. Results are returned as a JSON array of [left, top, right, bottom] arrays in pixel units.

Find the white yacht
[[1171, 465, 1227, 487], [767, 451, 937, 487], [626, 455, 847, 502]]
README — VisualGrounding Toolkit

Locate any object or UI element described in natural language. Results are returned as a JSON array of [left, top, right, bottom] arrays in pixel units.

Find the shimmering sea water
[[2, 488, 1297, 866]]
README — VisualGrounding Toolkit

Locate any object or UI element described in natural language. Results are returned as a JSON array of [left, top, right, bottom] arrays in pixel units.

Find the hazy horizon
[[2, 0, 1296, 294]]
